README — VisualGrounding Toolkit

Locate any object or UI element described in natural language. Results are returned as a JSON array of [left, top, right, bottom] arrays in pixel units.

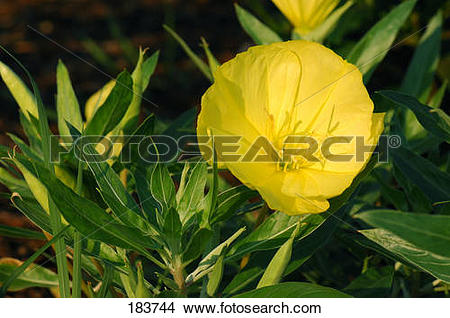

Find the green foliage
[[347, 0, 416, 82], [234, 4, 282, 45], [0, 1, 449, 298]]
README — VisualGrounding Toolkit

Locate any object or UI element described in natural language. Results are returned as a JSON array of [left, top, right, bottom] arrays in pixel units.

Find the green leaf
[[163, 25, 212, 82], [300, 1, 353, 43], [234, 282, 351, 298], [227, 212, 299, 260], [119, 114, 155, 165], [141, 50, 159, 91], [135, 261, 152, 298], [19, 111, 41, 151], [56, 60, 83, 142], [11, 194, 52, 233], [11, 194, 123, 265], [202, 146, 219, 228], [163, 207, 182, 251], [200, 37, 220, 74], [392, 163, 432, 213], [182, 228, 213, 266], [186, 227, 245, 284], [0, 61, 38, 120], [257, 222, 299, 288], [356, 209, 450, 258], [390, 146, 450, 203], [360, 228, 450, 283], [0, 166, 31, 196], [97, 263, 114, 298], [177, 160, 207, 223], [285, 205, 350, 276], [344, 266, 394, 297], [429, 80, 447, 108], [119, 49, 159, 134], [0, 258, 58, 292], [0, 225, 69, 296], [400, 11, 443, 99], [234, 4, 282, 45], [372, 169, 408, 211], [150, 163, 176, 213], [206, 254, 224, 296], [15, 157, 162, 263], [84, 71, 133, 137], [211, 185, 258, 225], [7, 133, 42, 163], [131, 165, 160, 224], [378, 90, 450, 143], [162, 108, 197, 139], [71, 139, 154, 234], [347, 0, 416, 82], [223, 267, 264, 296], [0, 224, 45, 240]]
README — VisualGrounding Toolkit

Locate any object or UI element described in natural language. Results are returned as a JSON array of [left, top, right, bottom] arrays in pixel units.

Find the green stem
[[72, 162, 84, 298], [48, 197, 71, 297], [97, 263, 114, 298]]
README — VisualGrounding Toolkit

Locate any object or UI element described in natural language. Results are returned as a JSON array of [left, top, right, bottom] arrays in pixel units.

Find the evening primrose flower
[[197, 41, 384, 215], [272, 0, 340, 35]]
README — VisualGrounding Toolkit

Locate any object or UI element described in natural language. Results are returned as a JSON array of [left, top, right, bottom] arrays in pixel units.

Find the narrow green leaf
[[200, 37, 220, 74], [379, 90, 450, 142], [0, 258, 58, 292], [182, 228, 213, 266], [136, 261, 152, 298], [15, 157, 163, 265], [0, 225, 69, 296], [390, 146, 450, 203], [72, 139, 154, 234], [177, 160, 207, 223], [0, 61, 38, 120], [343, 266, 394, 297], [347, 0, 416, 82], [131, 165, 160, 224], [84, 71, 133, 137], [0, 224, 45, 240], [429, 80, 448, 108], [119, 49, 159, 134], [97, 264, 114, 298], [400, 11, 443, 98], [186, 227, 246, 284], [356, 210, 450, 258], [392, 163, 432, 213], [56, 60, 83, 142], [257, 222, 300, 288], [150, 163, 176, 213], [234, 4, 282, 45], [226, 213, 321, 261], [163, 25, 212, 81], [163, 207, 182, 252], [211, 185, 258, 225], [234, 282, 351, 298], [119, 114, 155, 165], [223, 267, 264, 296], [206, 254, 224, 296], [359, 228, 450, 283], [285, 205, 350, 276], [141, 50, 159, 91]]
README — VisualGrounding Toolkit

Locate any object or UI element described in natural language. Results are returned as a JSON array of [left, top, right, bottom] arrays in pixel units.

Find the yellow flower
[[197, 41, 384, 215], [272, 0, 340, 35]]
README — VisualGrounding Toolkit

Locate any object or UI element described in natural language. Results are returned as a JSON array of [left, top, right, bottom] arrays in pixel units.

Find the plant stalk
[[72, 161, 84, 297]]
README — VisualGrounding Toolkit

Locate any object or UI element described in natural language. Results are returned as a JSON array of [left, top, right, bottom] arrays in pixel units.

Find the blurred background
[[0, 0, 449, 296]]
